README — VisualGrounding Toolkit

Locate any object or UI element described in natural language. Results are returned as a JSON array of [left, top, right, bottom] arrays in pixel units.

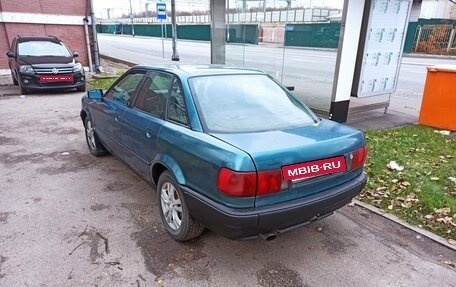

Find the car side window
[[133, 72, 173, 118], [167, 79, 189, 126], [105, 71, 145, 106]]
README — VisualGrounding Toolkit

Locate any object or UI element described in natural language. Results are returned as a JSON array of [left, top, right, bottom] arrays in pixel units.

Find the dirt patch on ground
[[121, 202, 206, 277], [37, 126, 81, 135], [0, 212, 15, 224], [257, 262, 307, 287], [103, 181, 134, 192], [0, 136, 19, 145], [36, 152, 96, 175], [90, 203, 111, 211], [0, 255, 7, 279]]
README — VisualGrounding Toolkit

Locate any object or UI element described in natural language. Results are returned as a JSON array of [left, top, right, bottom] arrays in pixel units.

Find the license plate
[[40, 75, 73, 83], [282, 156, 347, 181]]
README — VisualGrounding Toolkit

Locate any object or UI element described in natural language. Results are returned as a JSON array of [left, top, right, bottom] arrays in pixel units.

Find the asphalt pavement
[[0, 91, 455, 286]]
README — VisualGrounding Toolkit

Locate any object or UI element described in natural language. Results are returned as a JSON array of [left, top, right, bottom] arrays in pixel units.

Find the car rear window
[[18, 41, 71, 57], [189, 74, 317, 133]]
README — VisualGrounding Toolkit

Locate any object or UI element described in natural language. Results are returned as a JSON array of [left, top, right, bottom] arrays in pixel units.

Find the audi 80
[[80, 65, 367, 241]]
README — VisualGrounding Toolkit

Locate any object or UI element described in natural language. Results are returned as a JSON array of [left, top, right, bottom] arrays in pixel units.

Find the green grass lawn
[[87, 76, 119, 90], [360, 125, 456, 240]]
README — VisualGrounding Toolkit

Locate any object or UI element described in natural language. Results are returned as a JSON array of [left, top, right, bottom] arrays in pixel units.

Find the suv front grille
[[34, 67, 74, 74]]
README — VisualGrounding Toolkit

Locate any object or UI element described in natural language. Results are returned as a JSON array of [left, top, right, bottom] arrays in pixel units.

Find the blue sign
[[157, 3, 166, 20]]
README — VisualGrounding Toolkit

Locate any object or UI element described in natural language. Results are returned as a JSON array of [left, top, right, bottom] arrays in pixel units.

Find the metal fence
[[102, 8, 341, 25], [413, 25, 456, 54]]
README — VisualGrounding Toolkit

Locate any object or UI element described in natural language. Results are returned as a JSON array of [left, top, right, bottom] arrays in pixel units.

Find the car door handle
[[145, 128, 154, 139]]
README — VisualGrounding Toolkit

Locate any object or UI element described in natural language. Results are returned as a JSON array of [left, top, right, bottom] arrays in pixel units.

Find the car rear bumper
[[181, 172, 367, 240]]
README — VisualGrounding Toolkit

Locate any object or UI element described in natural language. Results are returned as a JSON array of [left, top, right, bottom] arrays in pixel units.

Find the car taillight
[[217, 168, 256, 197], [351, 145, 368, 170], [217, 168, 286, 197]]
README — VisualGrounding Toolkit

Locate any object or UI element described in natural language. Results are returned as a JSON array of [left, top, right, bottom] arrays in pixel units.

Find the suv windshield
[[18, 40, 71, 57], [189, 74, 317, 133]]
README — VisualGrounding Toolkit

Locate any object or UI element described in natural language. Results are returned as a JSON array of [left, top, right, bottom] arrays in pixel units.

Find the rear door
[[89, 70, 146, 155], [120, 71, 173, 179]]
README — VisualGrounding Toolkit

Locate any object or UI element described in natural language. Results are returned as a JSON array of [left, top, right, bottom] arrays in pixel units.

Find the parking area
[[0, 92, 455, 287]]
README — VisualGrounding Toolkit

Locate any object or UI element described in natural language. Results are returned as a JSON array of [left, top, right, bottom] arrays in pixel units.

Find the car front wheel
[[84, 117, 108, 156], [157, 171, 204, 241]]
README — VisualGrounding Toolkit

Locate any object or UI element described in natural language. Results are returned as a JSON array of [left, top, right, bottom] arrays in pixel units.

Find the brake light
[[351, 145, 368, 170], [217, 168, 286, 197], [257, 170, 283, 195], [217, 168, 256, 197]]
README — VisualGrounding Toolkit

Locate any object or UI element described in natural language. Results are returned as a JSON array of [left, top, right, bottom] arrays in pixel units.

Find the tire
[[84, 117, 108, 157], [19, 83, 29, 95], [77, 84, 86, 92], [157, 171, 205, 241]]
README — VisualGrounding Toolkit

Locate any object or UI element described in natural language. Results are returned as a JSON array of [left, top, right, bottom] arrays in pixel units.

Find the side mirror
[[87, 89, 103, 100], [6, 51, 15, 58], [73, 51, 79, 57]]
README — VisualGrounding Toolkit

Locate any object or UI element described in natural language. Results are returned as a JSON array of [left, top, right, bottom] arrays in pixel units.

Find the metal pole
[[447, 27, 455, 52], [414, 26, 422, 52], [89, 0, 100, 69], [129, 0, 135, 37], [171, 0, 179, 61], [83, 18, 94, 73], [161, 21, 165, 58], [280, 0, 290, 83]]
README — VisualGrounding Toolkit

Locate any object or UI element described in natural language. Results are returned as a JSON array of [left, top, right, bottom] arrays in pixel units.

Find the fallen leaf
[[448, 177, 456, 183], [348, 202, 355, 207], [434, 130, 451, 136], [449, 239, 456, 246], [430, 177, 440, 181], [442, 260, 456, 268], [388, 205, 393, 210], [387, 161, 404, 171], [155, 276, 164, 284], [316, 227, 323, 232]]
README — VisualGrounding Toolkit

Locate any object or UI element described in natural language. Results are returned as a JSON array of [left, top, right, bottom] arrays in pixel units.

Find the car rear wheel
[[84, 117, 108, 157], [157, 171, 204, 241]]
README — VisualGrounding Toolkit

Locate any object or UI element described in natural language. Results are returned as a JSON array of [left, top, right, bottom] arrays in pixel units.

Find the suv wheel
[[19, 83, 29, 95]]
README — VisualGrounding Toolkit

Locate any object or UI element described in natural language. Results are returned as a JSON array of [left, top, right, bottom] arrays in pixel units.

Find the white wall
[[420, 0, 456, 19]]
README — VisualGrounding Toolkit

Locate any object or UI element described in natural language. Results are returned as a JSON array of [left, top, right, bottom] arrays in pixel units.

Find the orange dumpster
[[418, 65, 456, 131]]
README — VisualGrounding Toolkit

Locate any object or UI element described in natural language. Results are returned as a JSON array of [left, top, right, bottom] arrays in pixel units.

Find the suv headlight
[[73, 63, 83, 72], [19, 65, 34, 74]]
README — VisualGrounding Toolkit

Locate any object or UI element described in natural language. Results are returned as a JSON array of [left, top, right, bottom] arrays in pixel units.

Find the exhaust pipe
[[260, 232, 278, 241]]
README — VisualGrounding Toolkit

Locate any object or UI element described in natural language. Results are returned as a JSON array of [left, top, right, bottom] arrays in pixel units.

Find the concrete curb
[[100, 54, 136, 67], [353, 199, 456, 252]]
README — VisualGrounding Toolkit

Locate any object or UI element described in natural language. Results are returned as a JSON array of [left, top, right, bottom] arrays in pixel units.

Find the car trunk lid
[[211, 119, 366, 207]]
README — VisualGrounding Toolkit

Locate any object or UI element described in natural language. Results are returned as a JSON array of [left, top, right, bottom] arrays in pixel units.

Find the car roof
[[132, 65, 266, 78], [15, 36, 61, 43]]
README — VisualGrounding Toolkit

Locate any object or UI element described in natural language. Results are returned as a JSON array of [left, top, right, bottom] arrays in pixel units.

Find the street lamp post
[[129, 0, 135, 37], [171, 0, 179, 61]]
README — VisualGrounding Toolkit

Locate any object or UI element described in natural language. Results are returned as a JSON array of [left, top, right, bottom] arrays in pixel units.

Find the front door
[[121, 71, 174, 179], [89, 70, 146, 155]]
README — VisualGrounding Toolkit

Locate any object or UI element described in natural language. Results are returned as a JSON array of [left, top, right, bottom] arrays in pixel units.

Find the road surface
[[97, 34, 454, 116]]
